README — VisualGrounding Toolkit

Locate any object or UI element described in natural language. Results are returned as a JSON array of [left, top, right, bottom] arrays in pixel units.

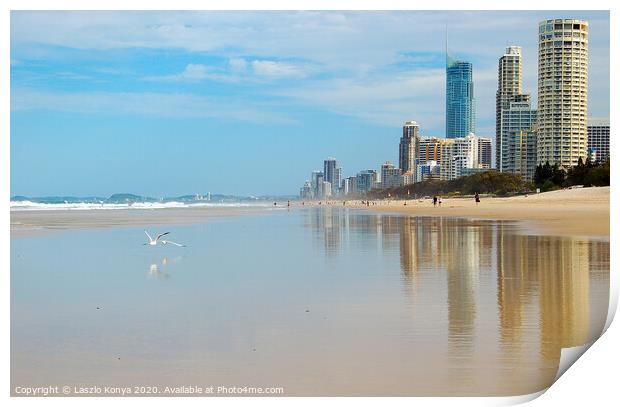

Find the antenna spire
[[445, 24, 452, 68]]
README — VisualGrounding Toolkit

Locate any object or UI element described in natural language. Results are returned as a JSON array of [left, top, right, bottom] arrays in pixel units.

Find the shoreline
[[308, 186, 610, 238], [11, 187, 609, 239]]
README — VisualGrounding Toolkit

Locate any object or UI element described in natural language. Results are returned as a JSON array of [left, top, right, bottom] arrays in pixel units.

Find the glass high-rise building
[[323, 158, 337, 186], [356, 170, 377, 194], [446, 55, 475, 138], [311, 171, 323, 198], [537, 19, 588, 168]]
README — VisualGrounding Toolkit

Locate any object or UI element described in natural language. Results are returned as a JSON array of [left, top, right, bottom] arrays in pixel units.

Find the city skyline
[[10, 11, 609, 196]]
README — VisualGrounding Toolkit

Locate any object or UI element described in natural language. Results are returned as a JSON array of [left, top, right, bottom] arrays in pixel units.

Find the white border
[[2, 1, 616, 406]]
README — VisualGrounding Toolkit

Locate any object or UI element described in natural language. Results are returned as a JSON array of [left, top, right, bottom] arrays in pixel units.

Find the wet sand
[[10, 195, 610, 396], [339, 187, 609, 238], [10, 206, 277, 238], [11, 208, 610, 396]]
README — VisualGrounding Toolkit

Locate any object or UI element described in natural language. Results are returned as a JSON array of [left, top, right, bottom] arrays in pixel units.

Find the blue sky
[[10, 11, 610, 197]]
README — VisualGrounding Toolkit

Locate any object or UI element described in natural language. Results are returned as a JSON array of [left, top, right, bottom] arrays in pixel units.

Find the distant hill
[[106, 193, 155, 203], [12, 192, 298, 203]]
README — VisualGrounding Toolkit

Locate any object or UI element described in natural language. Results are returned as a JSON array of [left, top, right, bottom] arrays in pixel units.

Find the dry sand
[[341, 186, 609, 237]]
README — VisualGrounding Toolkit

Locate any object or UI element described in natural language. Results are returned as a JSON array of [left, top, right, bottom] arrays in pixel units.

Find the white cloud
[[251, 60, 307, 78], [180, 64, 208, 80], [10, 11, 609, 69], [143, 63, 209, 81], [143, 59, 312, 83], [228, 58, 247, 72], [11, 88, 296, 125], [276, 69, 446, 129]]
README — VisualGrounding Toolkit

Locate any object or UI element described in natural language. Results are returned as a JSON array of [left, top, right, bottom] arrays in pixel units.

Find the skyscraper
[[496, 45, 538, 180], [311, 171, 323, 199], [500, 98, 538, 181], [446, 52, 475, 138], [399, 121, 420, 174], [496, 46, 523, 168], [323, 157, 337, 188], [380, 161, 402, 189], [334, 167, 343, 195], [356, 170, 377, 194], [537, 19, 589, 168]]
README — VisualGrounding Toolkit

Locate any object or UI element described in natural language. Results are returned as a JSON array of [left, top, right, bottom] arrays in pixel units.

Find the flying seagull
[[143, 230, 186, 247], [161, 239, 186, 247]]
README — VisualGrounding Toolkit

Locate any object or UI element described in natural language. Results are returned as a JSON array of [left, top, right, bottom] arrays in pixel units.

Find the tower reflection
[[305, 207, 609, 392]]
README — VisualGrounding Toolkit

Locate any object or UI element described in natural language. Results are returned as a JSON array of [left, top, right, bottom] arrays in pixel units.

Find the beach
[[341, 186, 610, 237], [11, 187, 609, 238], [10, 192, 610, 396]]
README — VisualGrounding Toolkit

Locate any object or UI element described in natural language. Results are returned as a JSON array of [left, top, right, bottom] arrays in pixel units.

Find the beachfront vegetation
[[366, 171, 528, 199], [534, 158, 610, 191], [364, 157, 610, 199]]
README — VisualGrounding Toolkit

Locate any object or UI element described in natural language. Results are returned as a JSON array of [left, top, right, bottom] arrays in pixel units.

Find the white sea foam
[[9, 200, 278, 211]]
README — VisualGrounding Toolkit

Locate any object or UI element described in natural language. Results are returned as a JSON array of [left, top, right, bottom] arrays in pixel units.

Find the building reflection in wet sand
[[305, 207, 609, 394]]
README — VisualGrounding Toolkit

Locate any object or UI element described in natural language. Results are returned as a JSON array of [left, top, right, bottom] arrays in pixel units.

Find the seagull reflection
[[149, 263, 168, 279], [148, 257, 170, 279], [147, 256, 183, 280]]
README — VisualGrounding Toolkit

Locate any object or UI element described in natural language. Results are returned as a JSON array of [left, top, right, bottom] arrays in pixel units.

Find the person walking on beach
[[475, 192, 480, 205], [438, 197, 442, 206], [433, 196, 437, 207]]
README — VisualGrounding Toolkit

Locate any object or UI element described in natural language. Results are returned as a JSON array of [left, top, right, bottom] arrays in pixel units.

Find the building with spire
[[446, 32, 475, 138]]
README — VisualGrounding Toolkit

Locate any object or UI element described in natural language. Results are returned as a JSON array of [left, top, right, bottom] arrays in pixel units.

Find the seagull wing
[[144, 230, 153, 242], [155, 232, 171, 242], [164, 240, 186, 247]]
